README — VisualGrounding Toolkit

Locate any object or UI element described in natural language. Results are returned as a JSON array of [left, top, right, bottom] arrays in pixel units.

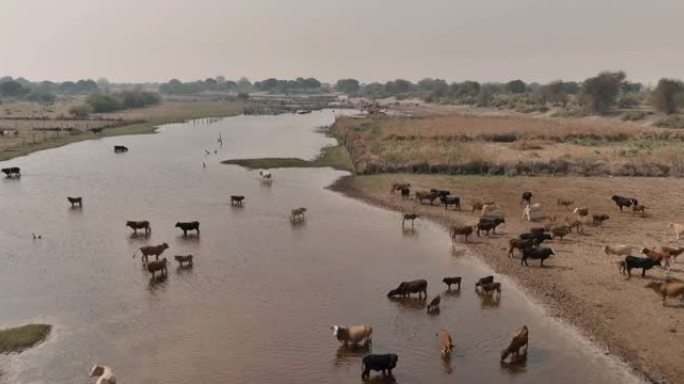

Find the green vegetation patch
[[222, 144, 354, 172], [0, 324, 51, 353]]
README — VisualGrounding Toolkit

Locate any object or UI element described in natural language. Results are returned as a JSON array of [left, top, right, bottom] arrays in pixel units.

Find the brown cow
[[126, 220, 151, 235], [134, 242, 169, 262], [501, 325, 528, 362]]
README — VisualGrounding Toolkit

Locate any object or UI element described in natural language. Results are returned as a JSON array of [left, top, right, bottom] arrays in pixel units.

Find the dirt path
[[331, 174, 684, 384]]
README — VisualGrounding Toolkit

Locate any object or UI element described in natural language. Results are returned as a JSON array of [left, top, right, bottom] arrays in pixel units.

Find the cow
[[90, 365, 116, 384], [175, 221, 200, 236], [1, 167, 21, 178], [134, 243, 169, 262], [126, 220, 151, 235], [174, 254, 193, 267], [619, 256, 661, 279], [442, 276, 462, 290], [147, 258, 167, 278], [361, 354, 398, 379], [387, 279, 428, 298], [501, 326, 529, 362], [611, 195, 638, 212], [230, 195, 245, 206], [113, 145, 128, 153], [521, 247, 555, 267], [437, 330, 454, 356], [440, 195, 461, 210], [67, 196, 82, 208], [331, 325, 373, 347]]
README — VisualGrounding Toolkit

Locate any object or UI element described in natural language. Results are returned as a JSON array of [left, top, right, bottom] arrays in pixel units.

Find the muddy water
[[0, 110, 643, 384]]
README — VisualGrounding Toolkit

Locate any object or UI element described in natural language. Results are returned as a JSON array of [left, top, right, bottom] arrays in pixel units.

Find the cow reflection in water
[[477, 290, 501, 308], [333, 343, 371, 367], [387, 295, 426, 310], [441, 353, 454, 375], [401, 227, 418, 238]]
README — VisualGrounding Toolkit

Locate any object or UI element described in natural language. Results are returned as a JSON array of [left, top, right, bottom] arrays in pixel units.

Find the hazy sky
[[1, 0, 682, 84]]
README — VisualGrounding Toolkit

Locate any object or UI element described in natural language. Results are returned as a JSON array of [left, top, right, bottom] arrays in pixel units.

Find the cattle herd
[[333, 273, 526, 379], [362, 180, 684, 380]]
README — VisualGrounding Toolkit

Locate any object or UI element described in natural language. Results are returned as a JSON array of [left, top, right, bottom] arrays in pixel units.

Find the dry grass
[[331, 114, 684, 176]]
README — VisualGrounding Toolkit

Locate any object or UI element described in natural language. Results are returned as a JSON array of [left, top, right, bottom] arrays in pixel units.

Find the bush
[[86, 94, 122, 112], [69, 104, 93, 118], [655, 115, 684, 129], [621, 110, 646, 121], [26, 92, 56, 104], [618, 93, 642, 109], [652, 78, 684, 114]]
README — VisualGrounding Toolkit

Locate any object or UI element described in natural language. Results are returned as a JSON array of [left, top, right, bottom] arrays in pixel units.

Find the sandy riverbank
[[331, 174, 684, 384]]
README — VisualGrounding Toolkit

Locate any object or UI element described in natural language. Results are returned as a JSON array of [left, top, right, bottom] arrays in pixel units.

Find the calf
[[521, 247, 555, 267], [611, 195, 638, 212], [67, 196, 82, 207], [175, 221, 200, 236], [387, 279, 428, 298], [230, 195, 245, 205], [174, 254, 193, 266], [440, 195, 461, 210], [147, 258, 168, 278], [619, 256, 661, 279], [402, 213, 418, 227], [442, 276, 462, 290], [592, 214, 610, 226], [426, 295, 441, 313], [450, 225, 473, 243], [550, 225, 571, 240], [361, 353, 398, 379]]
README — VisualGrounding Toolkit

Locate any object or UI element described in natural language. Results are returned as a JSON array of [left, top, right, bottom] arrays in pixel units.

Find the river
[[0, 110, 643, 383]]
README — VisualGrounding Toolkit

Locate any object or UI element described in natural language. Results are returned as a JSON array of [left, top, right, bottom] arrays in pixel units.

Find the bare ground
[[331, 174, 684, 384]]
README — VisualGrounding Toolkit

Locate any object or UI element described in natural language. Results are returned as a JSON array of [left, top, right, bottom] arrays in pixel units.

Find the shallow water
[[0, 110, 643, 384]]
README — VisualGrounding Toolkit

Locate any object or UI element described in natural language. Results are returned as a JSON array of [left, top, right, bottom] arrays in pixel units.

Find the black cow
[[175, 221, 200, 236], [114, 145, 128, 153], [430, 189, 450, 197], [230, 195, 245, 205], [442, 276, 462, 290], [475, 275, 494, 287], [521, 191, 533, 205], [519, 232, 552, 245], [521, 247, 555, 267], [1, 167, 21, 178], [611, 195, 638, 212], [400, 187, 410, 200], [387, 279, 428, 298], [361, 353, 398, 379], [477, 217, 505, 236], [67, 196, 82, 207], [440, 195, 461, 210], [620, 256, 661, 279]]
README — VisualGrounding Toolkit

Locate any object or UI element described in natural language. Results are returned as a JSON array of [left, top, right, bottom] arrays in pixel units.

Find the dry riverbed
[[331, 174, 684, 384]]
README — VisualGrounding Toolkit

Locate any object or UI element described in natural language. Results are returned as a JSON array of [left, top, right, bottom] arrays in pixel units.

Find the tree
[[335, 79, 360, 94], [506, 79, 526, 94], [652, 78, 684, 114], [540, 80, 568, 106], [0, 80, 30, 97], [579, 71, 626, 114]]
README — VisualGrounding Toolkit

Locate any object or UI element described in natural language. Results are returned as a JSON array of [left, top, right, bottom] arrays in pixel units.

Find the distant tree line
[[335, 71, 684, 118]]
